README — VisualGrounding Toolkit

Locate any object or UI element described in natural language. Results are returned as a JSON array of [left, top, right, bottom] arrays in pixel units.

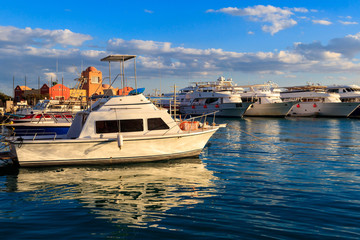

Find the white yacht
[[280, 85, 360, 117], [239, 82, 296, 117], [326, 84, 360, 117], [7, 55, 223, 167], [178, 76, 252, 117], [326, 84, 360, 102]]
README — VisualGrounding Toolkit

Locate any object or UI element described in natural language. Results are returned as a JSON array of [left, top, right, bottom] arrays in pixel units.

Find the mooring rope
[[227, 124, 294, 156]]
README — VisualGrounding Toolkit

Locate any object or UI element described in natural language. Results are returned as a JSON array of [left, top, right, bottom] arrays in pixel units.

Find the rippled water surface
[[1, 118, 360, 239]]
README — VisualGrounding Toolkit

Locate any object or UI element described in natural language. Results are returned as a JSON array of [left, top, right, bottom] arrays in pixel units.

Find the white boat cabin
[[67, 94, 181, 139]]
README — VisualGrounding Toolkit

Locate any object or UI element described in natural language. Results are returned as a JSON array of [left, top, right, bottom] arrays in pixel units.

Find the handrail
[[180, 111, 219, 122], [7, 128, 59, 141], [176, 111, 219, 134]]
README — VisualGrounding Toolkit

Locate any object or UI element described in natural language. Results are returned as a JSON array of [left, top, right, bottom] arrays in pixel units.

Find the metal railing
[[6, 129, 58, 141]]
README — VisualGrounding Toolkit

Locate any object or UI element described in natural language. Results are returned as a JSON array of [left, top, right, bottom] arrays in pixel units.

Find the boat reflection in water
[[5, 158, 217, 227]]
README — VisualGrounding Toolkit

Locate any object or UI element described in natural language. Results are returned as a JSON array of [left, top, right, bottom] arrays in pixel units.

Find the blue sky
[[1, 0, 360, 96]]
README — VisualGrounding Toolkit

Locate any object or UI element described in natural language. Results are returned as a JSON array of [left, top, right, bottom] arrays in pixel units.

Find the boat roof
[[237, 84, 276, 88], [327, 84, 360, 89], [282, 85, 327, 91], [100, 55, 136, 62]]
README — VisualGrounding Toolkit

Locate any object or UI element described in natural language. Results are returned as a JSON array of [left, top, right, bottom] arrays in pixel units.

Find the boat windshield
[[33, 101, 49, 110]]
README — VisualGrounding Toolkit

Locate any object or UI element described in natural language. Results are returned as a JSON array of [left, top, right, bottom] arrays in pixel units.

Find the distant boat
[[15, 99, 86, 116], [177, 76, 252, 117], [239, 82, 296, 117], [280, 85, 360, 117], [7, 55, 223, 167], [326, 84, 360, 117], [5, 115, 72, 139]]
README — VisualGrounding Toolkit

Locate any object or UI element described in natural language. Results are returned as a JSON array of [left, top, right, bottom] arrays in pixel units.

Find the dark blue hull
[[8, 126, 70, 136]]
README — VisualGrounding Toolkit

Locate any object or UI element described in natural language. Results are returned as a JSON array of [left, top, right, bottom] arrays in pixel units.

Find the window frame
[[147, 118, 170, 131], [95, 119, 144, 134]]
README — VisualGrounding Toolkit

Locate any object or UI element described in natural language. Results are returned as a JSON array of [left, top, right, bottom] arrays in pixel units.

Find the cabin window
[[120, 119, 144, 132], [205, 98, 219, 104], [96, 119, 143, 133], [148, 118, 169, 130], [96, 120, 119, 133]]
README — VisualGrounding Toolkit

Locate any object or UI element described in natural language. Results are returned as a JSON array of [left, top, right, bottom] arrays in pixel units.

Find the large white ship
[[178, 76, 252, 117], [280, 85, 360, 117]]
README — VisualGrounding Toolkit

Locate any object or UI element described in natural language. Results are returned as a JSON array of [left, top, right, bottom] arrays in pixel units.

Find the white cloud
[[81, 50, 106, 58], [259, 70, 285, 75], [206, 5, 308, 35], [144, 9, 154, 14], [290, 7, 308, 13], [248, 31, 255, 35], [106, 36, 360, 79], [339, 20, 358, 25], [312, 20, 332, 25], [0, 26, 92, 47], [44, 72, 57, 81], [3, 25, 360, 94]]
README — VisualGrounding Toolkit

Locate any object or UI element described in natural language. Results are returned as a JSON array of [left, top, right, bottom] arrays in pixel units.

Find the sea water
[[1, 118, 360, 239]]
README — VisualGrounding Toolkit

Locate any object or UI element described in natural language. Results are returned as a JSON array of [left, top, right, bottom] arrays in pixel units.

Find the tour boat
[[326, 84, 360, 117], [178, 76, 252, 117], [7, 55, 223, 167], [326, 84, 360, 102], [240, 82, 296, 117], [280, 85, 360, 117]]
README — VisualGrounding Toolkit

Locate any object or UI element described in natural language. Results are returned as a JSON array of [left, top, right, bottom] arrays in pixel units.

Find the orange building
[[81, 66, 103, 98], [49, 84, 70, 100]]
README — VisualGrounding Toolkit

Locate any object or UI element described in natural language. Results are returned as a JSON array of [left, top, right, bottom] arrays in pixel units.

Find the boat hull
[[244, 102, 295, 117], [180, 102, 252, 117], [6, 122, 71, 137], [11, 128, 218, 167], [287, 102, 360, 117]]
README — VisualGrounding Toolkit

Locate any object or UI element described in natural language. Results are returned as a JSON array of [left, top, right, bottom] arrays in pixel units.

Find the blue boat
[[5, 121, 71, 139]]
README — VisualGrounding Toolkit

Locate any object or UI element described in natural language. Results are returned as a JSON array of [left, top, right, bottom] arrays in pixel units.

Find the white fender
[[117, 133, 123, 149]]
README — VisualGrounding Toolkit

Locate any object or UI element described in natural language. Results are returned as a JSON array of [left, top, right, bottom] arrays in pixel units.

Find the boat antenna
[[158, 56, 161, 104], [109, 61, 111, 86], [134, 57, 137, 94], [173, 84, 177, 120]]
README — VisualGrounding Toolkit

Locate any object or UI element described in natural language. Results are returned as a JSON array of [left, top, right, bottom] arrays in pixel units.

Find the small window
[[205, 98, 219, 104], [96, 120, 119, 133], [120, 119, 143, 132], [148, 118, 169, 130], [91, 76, 99, 84]]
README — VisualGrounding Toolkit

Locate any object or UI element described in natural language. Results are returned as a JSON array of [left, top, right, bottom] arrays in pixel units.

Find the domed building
[[80, 66, 103, 98]]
